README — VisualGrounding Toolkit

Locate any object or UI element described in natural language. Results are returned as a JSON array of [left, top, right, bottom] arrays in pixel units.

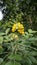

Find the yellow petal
[[17, 22, 21, 28], [17, 22, 24, 29], [21, 32, 25, 35], [12, 24, 16, 28], [12, 24, 16, 32]]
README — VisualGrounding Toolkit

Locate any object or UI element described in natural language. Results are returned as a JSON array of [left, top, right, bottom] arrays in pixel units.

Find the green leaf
[[26, 57, 32, 65], [8, 54, 22, 61], [5, 61, 12, 65], [5, 28, 10, 35], [5, 61, 21, 65], [0, 58, 3, 64], [28, 37, 37, 41], [25, 32, 29, 35], [29, 56, 37, 64], [30, 51, 37, 56], [4, 35, 13, 42], [0, 36, 3, 44], [28, 29, 37, 34], [1, 62, 5, 65], [0, 46, 3, 53], [0, 32, 5, 35]]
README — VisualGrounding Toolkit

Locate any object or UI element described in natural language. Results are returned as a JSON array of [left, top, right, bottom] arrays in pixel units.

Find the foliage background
[[0, 0, 37, 65]]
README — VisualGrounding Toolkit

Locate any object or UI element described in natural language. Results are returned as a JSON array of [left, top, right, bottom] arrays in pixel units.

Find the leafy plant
[[0, 0, 37, 65]]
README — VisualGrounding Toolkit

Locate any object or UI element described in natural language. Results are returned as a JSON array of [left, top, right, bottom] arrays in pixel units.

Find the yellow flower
[[21, 31, 25, 35], [18, 29, 25, 35], [12, 23, 16, 32], [17, 22, 24, 29], [17, 22, 21, 28], [12, 22, 25, 35]]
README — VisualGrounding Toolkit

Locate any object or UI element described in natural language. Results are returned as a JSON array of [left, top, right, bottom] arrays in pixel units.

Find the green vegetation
[[0, 0, 37, 65]]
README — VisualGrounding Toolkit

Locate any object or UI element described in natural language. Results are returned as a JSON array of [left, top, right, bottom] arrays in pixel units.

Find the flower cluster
[[12, 22, 25, 35]]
